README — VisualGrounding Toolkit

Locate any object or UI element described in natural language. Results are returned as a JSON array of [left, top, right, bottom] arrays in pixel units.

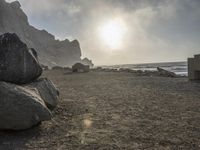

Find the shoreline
[[51, 66, 187, 78]]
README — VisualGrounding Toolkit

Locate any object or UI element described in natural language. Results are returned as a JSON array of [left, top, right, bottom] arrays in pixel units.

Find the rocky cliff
[[0, 0, 82, 67]]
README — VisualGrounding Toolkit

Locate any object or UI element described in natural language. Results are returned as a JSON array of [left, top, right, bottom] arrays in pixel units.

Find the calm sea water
[[102, 61, 188, 76]]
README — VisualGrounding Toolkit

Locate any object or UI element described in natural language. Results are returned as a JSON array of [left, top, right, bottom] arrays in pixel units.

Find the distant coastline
[[100, 61, 187, 76]]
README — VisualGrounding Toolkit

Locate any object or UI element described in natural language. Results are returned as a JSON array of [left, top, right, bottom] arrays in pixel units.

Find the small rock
[[157, 67, 177, 77]]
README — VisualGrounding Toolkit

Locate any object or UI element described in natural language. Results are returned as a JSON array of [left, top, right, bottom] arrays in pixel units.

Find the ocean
[[102, 61, 188, 76]]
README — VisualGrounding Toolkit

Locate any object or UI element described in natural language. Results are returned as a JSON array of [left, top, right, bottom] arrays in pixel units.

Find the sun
[[98, 19, 127, 50]]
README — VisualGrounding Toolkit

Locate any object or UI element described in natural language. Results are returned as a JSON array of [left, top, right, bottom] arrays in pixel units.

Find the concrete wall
[[188, 55, 200, 80]]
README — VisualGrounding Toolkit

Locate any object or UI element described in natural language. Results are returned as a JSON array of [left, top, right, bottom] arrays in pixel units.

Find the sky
[[6, 0, 200, 65]]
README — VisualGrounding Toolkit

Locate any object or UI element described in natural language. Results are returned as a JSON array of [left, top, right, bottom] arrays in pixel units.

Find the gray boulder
[[0, 81, 52, 130], [27, 78, 59, 110], [0, 33, 42, 84], [72, 63, 89, 73]]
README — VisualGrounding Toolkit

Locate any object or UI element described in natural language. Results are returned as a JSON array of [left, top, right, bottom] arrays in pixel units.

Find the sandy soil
[[0, 70, 200, 150]]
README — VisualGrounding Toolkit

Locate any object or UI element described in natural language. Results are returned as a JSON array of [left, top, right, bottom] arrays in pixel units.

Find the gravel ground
[[0, 70, 200, 150]]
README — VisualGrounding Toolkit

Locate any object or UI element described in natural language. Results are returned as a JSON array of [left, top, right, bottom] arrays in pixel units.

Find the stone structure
[[188, 54, 200, 80]]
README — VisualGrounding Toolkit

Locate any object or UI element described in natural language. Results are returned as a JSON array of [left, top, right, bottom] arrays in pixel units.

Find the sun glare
[[98, 19, 127, 50]]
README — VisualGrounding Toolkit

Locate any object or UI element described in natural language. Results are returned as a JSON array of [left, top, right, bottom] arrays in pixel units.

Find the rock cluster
[[0, 33, 59, 130], [91, 67, 180, 78]]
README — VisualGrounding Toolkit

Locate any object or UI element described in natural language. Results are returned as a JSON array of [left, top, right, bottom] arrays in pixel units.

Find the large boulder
[[0, 33, 42, 84], [27, 78, 59, 110], [0, 81, 52, 130], [72, 63, 90, 73]]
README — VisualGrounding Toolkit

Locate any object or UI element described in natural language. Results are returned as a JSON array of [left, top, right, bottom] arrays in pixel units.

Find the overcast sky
[[6, 0, 200, 65]]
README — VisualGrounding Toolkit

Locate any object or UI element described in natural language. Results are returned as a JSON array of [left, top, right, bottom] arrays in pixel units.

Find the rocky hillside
[[0, 0, 82, 67]]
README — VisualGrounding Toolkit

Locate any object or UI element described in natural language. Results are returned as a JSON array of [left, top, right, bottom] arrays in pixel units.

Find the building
[[81, 58, 94, 67], [188, 54, 200, 80]]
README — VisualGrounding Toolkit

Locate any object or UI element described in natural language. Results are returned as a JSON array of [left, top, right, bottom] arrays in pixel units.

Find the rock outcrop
[[0, 0, 82, 67], [0, 81, 52, 130], [0, 33, 42, 84]]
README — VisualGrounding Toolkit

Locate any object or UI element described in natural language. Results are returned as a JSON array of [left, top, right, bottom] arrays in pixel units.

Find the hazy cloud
[[6, 0, 200, 65]]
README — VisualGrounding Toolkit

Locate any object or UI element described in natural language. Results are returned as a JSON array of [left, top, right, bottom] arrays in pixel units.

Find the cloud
[[5, 0, 200, 65]]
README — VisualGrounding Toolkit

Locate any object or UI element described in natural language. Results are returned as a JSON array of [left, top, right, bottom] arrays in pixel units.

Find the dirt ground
[[0, 70, 200, 150]]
